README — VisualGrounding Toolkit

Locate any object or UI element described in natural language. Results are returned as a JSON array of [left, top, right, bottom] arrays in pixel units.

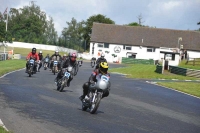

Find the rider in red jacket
[[25, 48, 39, 73]]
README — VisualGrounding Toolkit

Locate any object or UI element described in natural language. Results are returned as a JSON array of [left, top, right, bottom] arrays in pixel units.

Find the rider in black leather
[[95, 53, 107, 69], [55, 52, 77, 87], [50, 51, 62, 70], [79, 62, 110, 101]]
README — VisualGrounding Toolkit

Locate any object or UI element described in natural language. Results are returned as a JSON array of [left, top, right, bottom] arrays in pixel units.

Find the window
[[123, 45, 125, 49], [104, 43, 109, 48], [147, 47, 155, 52], [98, 43, 103, 47], [126, 46, 132, 50]]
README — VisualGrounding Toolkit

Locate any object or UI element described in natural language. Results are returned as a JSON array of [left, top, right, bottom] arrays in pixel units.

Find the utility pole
[[137, 13, 145, 26]]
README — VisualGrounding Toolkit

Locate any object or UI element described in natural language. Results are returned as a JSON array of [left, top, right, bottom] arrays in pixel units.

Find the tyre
[[90, 94, 101, 114], [53, 67, 55, 75], [82, 104, 88, 111]]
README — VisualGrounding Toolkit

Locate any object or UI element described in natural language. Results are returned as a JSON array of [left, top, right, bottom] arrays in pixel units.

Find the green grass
[[157, 82, 200, 97], [0, 47, 67, 57], [178, 60, 200, 70], [109, 64, 199, 80], [0, 126, 11, 133], [0, 60, 25, 76]]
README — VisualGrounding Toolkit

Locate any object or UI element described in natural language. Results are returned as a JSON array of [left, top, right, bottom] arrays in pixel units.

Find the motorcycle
[[27, 59, 35, 77], [91, 60, 95, 68], [52, 60, 59, 75], [57, 66, 73, 92], [44, 58, 49, 70], [82, 74, 110, 114]]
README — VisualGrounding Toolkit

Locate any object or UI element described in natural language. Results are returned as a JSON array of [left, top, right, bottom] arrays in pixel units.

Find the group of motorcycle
[[26, 56, 110, 114]]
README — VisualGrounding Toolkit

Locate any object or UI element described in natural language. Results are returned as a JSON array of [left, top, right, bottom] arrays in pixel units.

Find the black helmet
[[32, 48, 36, 54]]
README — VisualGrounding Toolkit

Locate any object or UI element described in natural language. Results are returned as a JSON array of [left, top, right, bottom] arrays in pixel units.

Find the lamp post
[[178, 37, 182, 62], [178, 37, 182, 50]]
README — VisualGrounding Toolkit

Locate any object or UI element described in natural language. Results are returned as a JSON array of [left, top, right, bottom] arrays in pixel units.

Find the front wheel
[[53, 67, 56, 75], [90, 94, 101, 114]]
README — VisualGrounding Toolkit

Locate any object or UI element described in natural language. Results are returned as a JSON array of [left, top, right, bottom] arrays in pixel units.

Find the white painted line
[[185, 80, 192, 81], [146, 81, 200, 99], [0, 119, 9, 131], [172, 79, 179, 80], [111, 72, 129, 76], [0, 68, 25, 78]]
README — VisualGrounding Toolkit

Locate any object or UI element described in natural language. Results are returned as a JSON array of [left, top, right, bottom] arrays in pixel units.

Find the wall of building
[[90, 42, 182, 63]]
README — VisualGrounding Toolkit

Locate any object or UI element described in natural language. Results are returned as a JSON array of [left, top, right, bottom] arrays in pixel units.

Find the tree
[[7, 3, 57, 44], [126, 22, 141, 26], [198, 22, 200, 25], [83, 14, 115, 50], [61, 17, 85, 50]]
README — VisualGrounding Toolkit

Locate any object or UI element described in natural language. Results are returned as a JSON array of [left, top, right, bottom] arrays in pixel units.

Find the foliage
[[126, 22, 141, 26], [83, 14, 115, 50], [3, 3, 57, 44], [61, 18, 85, 51]]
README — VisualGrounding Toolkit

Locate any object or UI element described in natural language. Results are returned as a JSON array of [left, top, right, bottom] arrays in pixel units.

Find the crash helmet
[[101, 53, 105, 59], [39, 51, 42, 54], [32, 48, 36, 54], [70, 52, 77, 62], [99, 62, 109, 74], [55, 50, 59, 55]]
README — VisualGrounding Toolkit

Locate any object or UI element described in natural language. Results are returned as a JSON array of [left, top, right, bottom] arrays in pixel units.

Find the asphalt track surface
[[0, 62, 200, 133]]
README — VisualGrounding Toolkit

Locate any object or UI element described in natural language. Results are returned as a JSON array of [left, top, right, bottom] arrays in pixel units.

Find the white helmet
[[39, 51, 42, 54], [64, 54, 66, 56], [101, 53, 105, 58]]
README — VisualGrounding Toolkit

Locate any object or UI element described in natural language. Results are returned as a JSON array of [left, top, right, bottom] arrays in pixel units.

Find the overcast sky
[[1, 0, 200, 36]]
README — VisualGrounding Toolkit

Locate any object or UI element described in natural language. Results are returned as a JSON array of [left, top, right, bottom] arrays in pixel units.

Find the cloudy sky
[[1, 0, 200, 36]]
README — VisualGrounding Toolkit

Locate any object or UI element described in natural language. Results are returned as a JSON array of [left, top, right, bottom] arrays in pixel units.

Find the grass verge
[[109, 64, 200, 98], [109, 64, 199, 80], [0, 60, 25, 77], [0, 126, 10, 133], [178, 60, 200, 70], [157, 82, 200, 98]]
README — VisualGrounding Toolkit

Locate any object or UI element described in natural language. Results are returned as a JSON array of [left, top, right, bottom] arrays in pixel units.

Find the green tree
[[8, 3, 57, 44], [83, 14, 115, 50], [126, 22, 141, 26], [61, 17, 85, 51]]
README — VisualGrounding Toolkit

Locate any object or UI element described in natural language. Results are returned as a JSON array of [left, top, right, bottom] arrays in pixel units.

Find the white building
[[89, 23, 200, 66]]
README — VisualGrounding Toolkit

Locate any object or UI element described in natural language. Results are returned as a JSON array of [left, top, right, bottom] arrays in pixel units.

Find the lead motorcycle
[[82, 74, 110, 114], [56, 66, 73, 92], [27, 59, 35, 77]]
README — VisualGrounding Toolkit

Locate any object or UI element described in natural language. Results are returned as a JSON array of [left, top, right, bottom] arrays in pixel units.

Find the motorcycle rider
[[79, 62, 110, 101], [95, 53, 107, 69], [91, 57, 96, 67], [62, 54, 68, 61], [54, 52, 77, 87], [38, 51, 43, 72], [50, 51, 62, 70], [25, 48, 39, 73]]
